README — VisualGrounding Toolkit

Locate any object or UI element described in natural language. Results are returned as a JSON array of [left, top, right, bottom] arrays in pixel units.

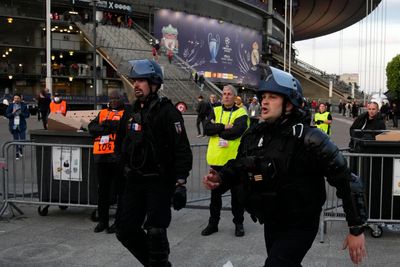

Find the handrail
[[272, 53, 351, 97], [76, 21, 199, 107], [132, 23, 222, 96]]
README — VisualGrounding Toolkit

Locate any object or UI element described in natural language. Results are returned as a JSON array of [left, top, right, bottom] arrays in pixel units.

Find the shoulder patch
[[174, 122, 182, 134]]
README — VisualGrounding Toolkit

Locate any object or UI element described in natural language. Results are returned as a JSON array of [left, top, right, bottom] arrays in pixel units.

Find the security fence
[[0, 141, 211, 217], [320, 151, 400, 241]]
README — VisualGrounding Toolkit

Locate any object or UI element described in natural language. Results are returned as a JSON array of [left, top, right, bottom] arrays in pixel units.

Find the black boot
[[201, 223, 218, 236], [235, 224, 245, 237], [106, 223, 116, 234], [94, 222, 109, 233]]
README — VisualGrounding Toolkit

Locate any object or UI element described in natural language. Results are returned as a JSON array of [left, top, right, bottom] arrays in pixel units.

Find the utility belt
[[123, 165, 164, 182], [237, 156, 281, 224]]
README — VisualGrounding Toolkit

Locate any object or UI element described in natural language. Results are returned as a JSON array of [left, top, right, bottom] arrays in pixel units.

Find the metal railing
[[320, 151, 400, 241], [0, 141, 211, 217]]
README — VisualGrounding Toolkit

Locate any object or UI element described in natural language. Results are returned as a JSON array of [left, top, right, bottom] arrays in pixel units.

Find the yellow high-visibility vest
[[206, 106, 249, 166], [314, 111, 331, 135]]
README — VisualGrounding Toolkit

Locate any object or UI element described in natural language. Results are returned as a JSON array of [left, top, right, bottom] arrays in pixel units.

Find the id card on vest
[[218, 138, 229, 147], [100, 135, 110, 144]]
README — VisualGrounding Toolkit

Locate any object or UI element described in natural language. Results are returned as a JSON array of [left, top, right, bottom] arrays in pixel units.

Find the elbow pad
[[349, 173, 368, 224], [304, 128, 346, 174]]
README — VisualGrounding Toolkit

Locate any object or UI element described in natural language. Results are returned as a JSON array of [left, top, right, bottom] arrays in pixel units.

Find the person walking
[[314, 102, 332, 135], [5, 93, 30, 159], [201, 84, 249, 237], [198, 74, 205, 91], [196, 95, 209, 137], [203, 66, 367, 267], [392, 102, 399, 128], [37, 89, 51, 130], [114, 59, 193, 267], [88, 90, 125, 234], [167, 49, 173, 64]]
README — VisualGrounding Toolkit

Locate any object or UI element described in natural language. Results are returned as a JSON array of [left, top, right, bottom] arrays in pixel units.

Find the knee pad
[[147, 227, 169, 251]]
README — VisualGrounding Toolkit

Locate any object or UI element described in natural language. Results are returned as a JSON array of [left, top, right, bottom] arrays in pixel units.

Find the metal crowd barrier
[[320, 151, 400, 242], [0, 141, 211, 218]]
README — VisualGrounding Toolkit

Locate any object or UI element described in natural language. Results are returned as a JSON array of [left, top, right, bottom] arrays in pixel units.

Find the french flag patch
[[131, 123, 142, 132]]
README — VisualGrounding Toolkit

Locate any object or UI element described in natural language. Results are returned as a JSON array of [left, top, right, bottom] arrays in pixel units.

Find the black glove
[[315, 120, 324, 125], [172, 185, 187, 210]]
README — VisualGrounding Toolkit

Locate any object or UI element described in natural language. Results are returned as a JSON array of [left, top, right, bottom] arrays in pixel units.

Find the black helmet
[[258, 66, 303, 107], [128, 59, 163, 85]]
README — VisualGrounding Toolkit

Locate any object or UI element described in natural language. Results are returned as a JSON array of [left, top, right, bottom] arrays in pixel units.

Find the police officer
[[115, 59, 193, 267], [88, 90, 125, 233], [203, 66, 367, 266], [314, 102, 332, 135]]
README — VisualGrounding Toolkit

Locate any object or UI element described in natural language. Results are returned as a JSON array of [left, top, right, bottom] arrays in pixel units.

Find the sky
[[294, 0, 400, 95]]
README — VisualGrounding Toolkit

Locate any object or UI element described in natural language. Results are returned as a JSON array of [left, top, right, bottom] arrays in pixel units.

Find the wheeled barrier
[[0, 141, 211, 217], [320, 151, 400, 241]]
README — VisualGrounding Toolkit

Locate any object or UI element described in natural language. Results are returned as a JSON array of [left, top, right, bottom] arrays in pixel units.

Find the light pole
[[46, 0, 52, 95], [92, 0, 97, 109]]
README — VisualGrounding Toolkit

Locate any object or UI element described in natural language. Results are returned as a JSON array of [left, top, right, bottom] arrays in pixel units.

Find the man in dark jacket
[[5, 93, 30, 159], [195, 95, 209, 137], [88, 90, 125, 234], [37, 89, 51, 130], [203, 66, 367, 266], [115, 59, 193, 267], [349, 101, 386, 147]]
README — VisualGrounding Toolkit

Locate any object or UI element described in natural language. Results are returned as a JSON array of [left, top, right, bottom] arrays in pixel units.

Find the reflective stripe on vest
[[206, 106, 249, 166], [314, 111, 331, 135], [93, 109, 124, 155], [50, 101, 67, 116]]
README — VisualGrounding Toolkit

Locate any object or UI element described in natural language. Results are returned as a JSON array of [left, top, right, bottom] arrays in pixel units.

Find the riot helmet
[[258, 66, 303, 107], [128, 59, 163, 85]]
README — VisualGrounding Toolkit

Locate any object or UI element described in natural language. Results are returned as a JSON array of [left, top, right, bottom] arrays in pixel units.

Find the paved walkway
[[1, 115, 400, 266]]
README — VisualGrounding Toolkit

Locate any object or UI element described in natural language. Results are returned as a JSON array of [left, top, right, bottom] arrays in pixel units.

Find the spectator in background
[[195, 95, 209, 137], [50, 93, 67, 116], [352, 100, 359, 118], [37, 89, 51, 130], [349, 101, 386, 147], [248, 96, 261, 127], [338, 99, 344, 114], [117, 15, 123, 28], [198, 74, 205, 91], [392, 103, 399, 128], [167, 49, 174, 64], [194, 72, 199, 84], [380, 102, 390, 122], [127, 17, 133, 29], [314, 102, 332, 135], [235, 96, 247, 113], [5, 93, 30, 160]]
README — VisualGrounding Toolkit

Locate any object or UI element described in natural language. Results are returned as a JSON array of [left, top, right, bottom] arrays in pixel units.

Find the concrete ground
[[1, 113, 400, 266]]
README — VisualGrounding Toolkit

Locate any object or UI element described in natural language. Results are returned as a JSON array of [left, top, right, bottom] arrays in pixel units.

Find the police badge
[[174, 122, 182, 134]]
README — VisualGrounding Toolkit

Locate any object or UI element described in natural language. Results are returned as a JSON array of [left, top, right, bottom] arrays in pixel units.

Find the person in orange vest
[[49, 93, 67, 116], [88, 90, 125, 233]]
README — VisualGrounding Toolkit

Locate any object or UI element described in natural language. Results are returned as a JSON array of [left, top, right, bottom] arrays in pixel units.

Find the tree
[[386, 54, 400, 99]]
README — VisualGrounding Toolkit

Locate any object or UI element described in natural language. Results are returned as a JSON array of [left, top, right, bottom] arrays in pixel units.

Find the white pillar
[[45, 0, 52, 95]]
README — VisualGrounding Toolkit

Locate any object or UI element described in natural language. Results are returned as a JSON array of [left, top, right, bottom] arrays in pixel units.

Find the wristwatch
[[349, 224, 368, 236]]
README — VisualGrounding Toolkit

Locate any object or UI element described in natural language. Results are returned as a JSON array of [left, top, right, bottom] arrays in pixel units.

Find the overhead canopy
[[289, 0, 382, 41]]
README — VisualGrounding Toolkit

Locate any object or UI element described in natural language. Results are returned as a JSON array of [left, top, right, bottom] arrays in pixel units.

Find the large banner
[[154, 9, 262, 86]]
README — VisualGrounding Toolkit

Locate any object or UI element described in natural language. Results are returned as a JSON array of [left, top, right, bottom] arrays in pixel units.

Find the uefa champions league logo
[[208, 33, 220, 63]]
